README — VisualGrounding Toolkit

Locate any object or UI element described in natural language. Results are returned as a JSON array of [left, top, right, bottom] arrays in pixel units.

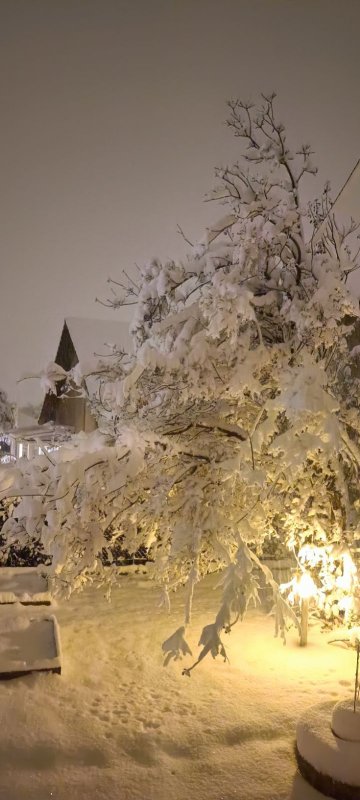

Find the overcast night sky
[[1, 0, 359, 407]]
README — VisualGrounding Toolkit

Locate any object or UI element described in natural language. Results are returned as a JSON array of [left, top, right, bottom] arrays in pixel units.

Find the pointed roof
[[38, 317, 132, 428], [58, 317, 132, 373], [313, 159, 360, 245], [329, 159, 360, 221]]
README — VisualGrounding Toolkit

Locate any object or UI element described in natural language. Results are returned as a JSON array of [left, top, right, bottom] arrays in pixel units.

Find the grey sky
[[1, 0, 359, 407]]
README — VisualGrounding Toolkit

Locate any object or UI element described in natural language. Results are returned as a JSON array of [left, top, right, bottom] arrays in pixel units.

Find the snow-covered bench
[[0, 567, 51, 605], [0, 613, 61, 679], [0, 569, 61, 679]]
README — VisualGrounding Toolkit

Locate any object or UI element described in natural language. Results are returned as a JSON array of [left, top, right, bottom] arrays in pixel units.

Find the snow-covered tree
[[1, 94, 360, 664], [0, 389, 14, 433]]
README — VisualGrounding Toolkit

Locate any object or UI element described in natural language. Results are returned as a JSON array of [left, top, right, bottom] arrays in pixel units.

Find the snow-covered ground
[[0, 571, 355, 800]]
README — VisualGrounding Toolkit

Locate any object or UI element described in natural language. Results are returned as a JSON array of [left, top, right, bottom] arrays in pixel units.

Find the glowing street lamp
[[280, 545, 358, 645], [280, 570, 318, 646]]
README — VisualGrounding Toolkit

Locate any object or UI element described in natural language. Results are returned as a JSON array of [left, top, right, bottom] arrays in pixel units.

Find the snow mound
[[297, 701, 360, 788], [332, 699, 360, 742]]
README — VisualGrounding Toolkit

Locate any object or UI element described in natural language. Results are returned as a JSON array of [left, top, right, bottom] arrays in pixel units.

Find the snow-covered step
[[0, 567, 51, 605], [0, 613, 61, 679]]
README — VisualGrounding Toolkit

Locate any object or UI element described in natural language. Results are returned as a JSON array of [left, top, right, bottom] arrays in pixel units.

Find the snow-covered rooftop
[[7, 422, 73, 442]]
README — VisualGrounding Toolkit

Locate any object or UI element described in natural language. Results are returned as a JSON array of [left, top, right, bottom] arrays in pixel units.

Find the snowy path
[[0, 573, 354, 800]]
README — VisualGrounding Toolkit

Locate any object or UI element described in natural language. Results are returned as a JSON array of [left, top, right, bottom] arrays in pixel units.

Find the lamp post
[[296, 571, 317, 647]]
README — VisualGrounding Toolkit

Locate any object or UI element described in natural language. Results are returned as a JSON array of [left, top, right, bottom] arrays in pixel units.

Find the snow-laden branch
[[2, 93, 360, 667]]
